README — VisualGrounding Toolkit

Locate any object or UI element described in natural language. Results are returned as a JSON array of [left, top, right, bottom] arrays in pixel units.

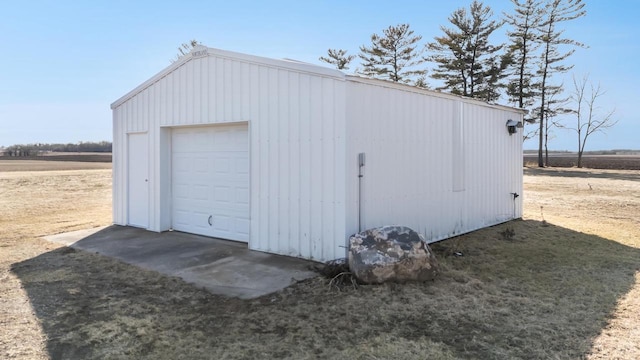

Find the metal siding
[[200, 57, 208, 123], [278, 70, 290, 255], [298, 74, 312, 258], [461, 102, 523, 223], [345, 80, 523, 244], [332, 78, 347, 260], [321, 77, 336, 260], [179, 62, 187, 125], [288, 72, 301, 257], [147, 86, 157, 231], [112, 107, 125, 225], [266, 68, 279, 252], [158, 128, 172, 230], [254, 66, 269, 253], [160, 73, 168, 126], [215, 58, 225, 122], [243, 61, 345, 261], [309, 76, 323, 258]]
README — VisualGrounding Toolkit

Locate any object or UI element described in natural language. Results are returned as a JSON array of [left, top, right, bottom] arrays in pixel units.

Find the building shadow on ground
[[12, 220, 640, 359]]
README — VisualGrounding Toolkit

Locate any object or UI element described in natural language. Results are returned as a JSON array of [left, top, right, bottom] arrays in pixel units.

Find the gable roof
[[111, 46, 525, 115], [111, 46, 345, 109]]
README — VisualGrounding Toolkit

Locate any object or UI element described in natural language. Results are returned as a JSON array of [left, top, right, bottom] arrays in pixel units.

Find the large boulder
[[348, 225, 439, 284]]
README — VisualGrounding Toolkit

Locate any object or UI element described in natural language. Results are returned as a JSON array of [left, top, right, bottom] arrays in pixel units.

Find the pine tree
[[428, 1, 505, 100], [319, 49, 355, 70], [481, 53, 513, 102], [414, 76, 429, 89], [504, 0, 545, 109], [358, 24, 426, 84], [539, 84, 571, 165], [171, 39, 202, 63], [535, 0, 586, 167]]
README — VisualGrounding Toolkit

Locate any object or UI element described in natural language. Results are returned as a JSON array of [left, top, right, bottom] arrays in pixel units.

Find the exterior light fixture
[[506, 119, 523, 135]]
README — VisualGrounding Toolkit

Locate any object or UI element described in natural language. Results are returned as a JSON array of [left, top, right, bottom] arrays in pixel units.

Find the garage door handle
[[208, 215, 213, 226]]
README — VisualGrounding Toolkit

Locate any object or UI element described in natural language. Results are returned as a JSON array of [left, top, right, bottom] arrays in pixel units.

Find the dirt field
[[1, 161, 639, 359], [524, 154, 640, 170], [0, 152, 112, 167], [0, 160, 111, 172]]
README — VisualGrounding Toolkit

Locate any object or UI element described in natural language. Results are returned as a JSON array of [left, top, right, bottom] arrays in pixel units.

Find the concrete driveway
[[44, 226, 318, 299]]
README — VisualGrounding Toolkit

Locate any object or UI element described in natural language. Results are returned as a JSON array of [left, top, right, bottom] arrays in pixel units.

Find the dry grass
[[0, 167, 112, 359], [1, 161, 639, 359]]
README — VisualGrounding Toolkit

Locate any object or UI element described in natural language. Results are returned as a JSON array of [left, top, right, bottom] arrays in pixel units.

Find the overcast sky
[[0, 0, 637, 151]]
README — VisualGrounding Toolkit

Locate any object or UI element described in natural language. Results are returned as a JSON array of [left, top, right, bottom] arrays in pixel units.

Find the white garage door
[[171, 124, 250, 242]]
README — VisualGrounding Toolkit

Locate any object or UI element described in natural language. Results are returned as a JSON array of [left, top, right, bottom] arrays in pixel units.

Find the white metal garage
[[111, 45, 525, 262]]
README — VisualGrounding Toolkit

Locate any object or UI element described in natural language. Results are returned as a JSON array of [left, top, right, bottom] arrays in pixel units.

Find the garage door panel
[[213, 157, 231, 174], [173, 210, 191, 227], [174, 183, 190, 199], [194, 157, 209, 173], [236, 157, 249, 174], [192, 211, 212, 231], [214, 186, 232, 203], [172, 132, 192, 152], [236, 187, 249, 205], [212, 215, 230, 230], [235, 218, 250, 236], [192, 185, 210, 200], [171, 124, 249, 242], [173, 155, 190, 173]]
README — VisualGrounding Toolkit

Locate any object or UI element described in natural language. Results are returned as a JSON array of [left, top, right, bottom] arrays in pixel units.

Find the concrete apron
[[43, 226, 318, 299]]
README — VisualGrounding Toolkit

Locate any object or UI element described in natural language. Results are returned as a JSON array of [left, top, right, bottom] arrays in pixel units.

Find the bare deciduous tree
[[561, 75, 617, 168]]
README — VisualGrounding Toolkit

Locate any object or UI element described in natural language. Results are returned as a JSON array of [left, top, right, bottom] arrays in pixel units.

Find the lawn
[[1, 161, 639, 359]]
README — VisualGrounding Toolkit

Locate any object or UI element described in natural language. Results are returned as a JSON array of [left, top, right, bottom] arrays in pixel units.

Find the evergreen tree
[[481, 53, 513, 102], [504, 0, 545, 109], [414, 76, 429, 89], [428, 1, 505, 101], [358, 24, 426, 84], [539, 84, 571, 165], [171, 39, 202, 63], [319, 49, 355, 70], [535, 0, 585, 167]]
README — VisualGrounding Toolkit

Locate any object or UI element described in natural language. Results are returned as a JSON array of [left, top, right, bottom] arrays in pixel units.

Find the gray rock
[[348, 225, 438, 284]]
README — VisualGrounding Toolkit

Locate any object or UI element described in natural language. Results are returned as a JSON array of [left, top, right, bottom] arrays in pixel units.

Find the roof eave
[[345, 75, 528, 114]]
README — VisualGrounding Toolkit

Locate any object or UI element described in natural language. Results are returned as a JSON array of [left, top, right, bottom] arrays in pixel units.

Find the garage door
[[171, 124, 249, 242]]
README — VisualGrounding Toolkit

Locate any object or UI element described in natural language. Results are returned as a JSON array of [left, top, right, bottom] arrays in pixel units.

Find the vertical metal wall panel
[[245, 65, 346, 261], [345, 77, 523, 244], [461, 102, 523, 222], [297, 73, 312, 258], [112, 107, 126, 225]]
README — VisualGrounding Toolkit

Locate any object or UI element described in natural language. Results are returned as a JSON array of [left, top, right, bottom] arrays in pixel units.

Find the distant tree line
[[317, 0, 616, 168], [2, 141, 112, 156]]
